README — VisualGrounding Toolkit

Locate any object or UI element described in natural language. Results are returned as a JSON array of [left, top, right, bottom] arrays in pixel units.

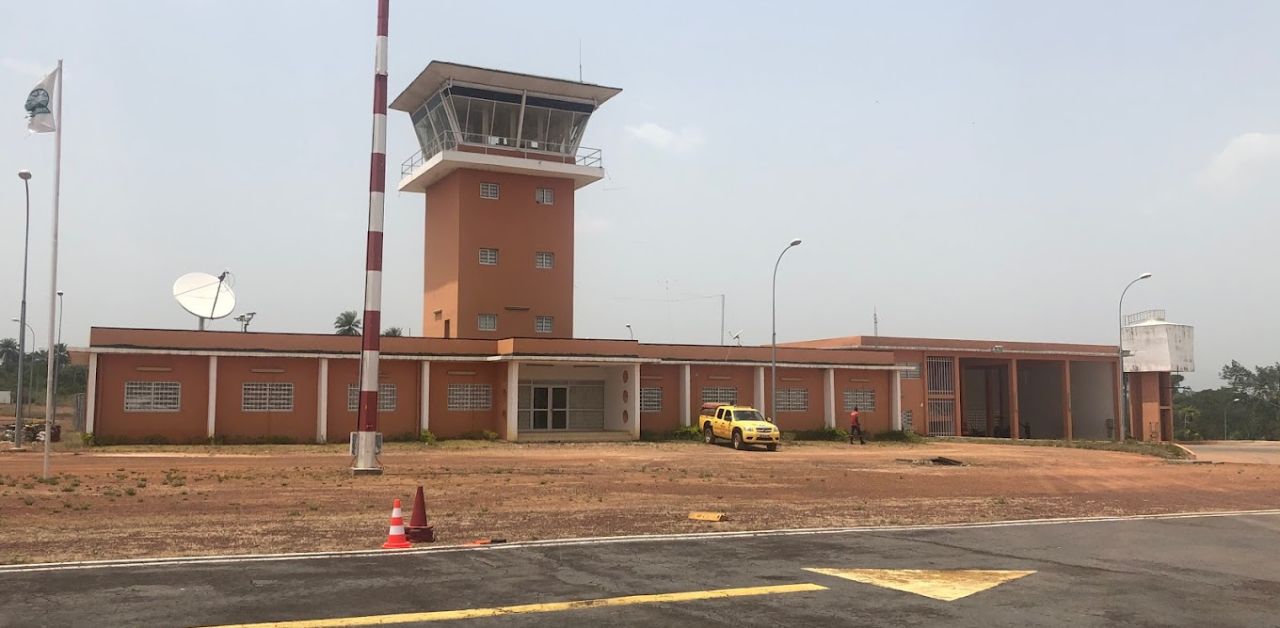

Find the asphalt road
[[1185, 441, 1280, 465], [2, 511, 1278, 627]]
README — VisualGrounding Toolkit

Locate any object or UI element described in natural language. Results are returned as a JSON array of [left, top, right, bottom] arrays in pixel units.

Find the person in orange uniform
[[849, 406, 865, 445]]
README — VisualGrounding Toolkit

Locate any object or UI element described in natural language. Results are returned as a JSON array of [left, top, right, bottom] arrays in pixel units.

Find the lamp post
[[14, 170, 32, 448], [50, 290, 64, 438], [625, 323, 634, 340], [1117, 272, 1152, 440], [1223, 397, 1241, 441], [771, 238, 803, 422], [11, 318, 35, 443]]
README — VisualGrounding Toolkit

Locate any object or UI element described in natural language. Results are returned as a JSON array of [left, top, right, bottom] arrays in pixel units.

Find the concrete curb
[[1171, 443, 1198, 460], [2, 508, 1279, 575]]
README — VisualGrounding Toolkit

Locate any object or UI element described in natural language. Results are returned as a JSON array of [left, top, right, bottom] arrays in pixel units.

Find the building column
[[1009, 358, 1020, 440], [628, 363, 641, 440], [1061, 360, 1073, 441], [952, 356, 962, 437], [679, 364, 691, 428], [823, 368, 836, 429], [505, 360, 519, 441], [206, 355, 218, 440], [84, 353, 98, 435], [419, 360, 431, 435], [316, 358, 328, 444], [754, 366, 765, 411], [891, 370, 903, 431], [1111, 361, 1122, 441]]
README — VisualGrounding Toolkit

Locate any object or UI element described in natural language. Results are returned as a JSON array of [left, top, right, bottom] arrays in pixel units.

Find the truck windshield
[[733, 410, 767, 422]]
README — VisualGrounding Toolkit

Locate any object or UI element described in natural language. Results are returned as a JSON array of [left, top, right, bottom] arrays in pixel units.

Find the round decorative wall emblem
[[622, 410, 630, 424], [622, 389, 629, 403], [622, 370, 629, 383]]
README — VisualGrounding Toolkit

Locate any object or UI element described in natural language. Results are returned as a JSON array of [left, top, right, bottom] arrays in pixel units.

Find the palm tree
[[333, 311, 362, 336], [0, 338, 18, 369], [382, 327, 404, 337]]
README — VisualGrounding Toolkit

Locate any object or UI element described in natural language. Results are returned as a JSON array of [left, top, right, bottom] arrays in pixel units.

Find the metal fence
[[401, 129, 603, 177]]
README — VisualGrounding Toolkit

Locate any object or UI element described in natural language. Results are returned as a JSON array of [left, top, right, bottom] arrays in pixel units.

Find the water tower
[[391, 62, 621, 339], [1122, 309, 1195, 441]]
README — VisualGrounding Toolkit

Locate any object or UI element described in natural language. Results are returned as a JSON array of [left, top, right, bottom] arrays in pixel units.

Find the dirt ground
[[2, 440, 1278, 565]]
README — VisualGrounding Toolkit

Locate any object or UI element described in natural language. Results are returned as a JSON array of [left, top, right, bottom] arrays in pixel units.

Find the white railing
[[401, 130, 603, 177]]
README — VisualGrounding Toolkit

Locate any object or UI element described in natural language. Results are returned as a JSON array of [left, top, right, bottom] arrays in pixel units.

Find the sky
[[1, 0, 1278, 389]]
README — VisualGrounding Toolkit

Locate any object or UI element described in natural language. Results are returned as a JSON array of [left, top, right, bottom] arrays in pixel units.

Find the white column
[[206, 355, 218, 440], [754, 366, 765, 411], [316, 358, 328, 443], [84, 353, 98, 434], [891, 370, 903, 431], [679, 364, 692, 427], [419, 360, 431, 434], [629, 363, 641, 440], [823, 368, 836, 429], [505, 360, 519, 441]]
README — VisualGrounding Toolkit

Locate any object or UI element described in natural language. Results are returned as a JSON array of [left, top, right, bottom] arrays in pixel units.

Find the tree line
[[1174, 361, 1280, 441], [0, 340, 87, 402]]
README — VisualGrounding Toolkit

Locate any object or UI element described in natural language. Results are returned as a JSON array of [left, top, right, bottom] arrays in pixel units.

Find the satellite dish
[[173, 271, 236, 330]]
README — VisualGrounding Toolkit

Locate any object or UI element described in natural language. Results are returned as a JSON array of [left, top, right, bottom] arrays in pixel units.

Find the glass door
[[531, 386, 570, 430]]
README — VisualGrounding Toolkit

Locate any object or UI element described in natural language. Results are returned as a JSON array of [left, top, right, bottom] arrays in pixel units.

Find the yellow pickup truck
[[699, 403, 780, 451]]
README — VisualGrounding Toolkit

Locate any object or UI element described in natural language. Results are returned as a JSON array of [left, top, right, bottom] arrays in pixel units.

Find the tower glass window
[[479, 248, 499, 265], [480, 182, 500, 199], [535, 251, 554, 269], [477, 313, 497, 332], [535, 187, 554, 205], [535, 316, 553, 334]]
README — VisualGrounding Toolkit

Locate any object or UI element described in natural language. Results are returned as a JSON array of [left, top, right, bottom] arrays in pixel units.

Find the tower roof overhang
[[391, 61, 622, 112]]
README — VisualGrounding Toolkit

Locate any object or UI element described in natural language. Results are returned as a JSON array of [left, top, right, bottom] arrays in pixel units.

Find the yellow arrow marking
[[804, 568, 1036, 602], [197, 583, 828, 627]]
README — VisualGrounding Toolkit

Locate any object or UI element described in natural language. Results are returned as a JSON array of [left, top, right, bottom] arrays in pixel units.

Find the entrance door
[[531, 386, 569, 430]]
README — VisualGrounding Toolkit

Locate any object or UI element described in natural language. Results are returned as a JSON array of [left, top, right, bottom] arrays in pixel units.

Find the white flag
[[25, 67, 58, 133]]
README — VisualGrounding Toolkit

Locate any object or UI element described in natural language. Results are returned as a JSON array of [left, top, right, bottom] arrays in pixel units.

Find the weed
[[125, 488, 136, 496], [22, 497, 34, 506]]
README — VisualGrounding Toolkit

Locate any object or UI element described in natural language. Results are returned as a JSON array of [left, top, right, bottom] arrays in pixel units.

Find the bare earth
[[2, 440, 1278, 565]]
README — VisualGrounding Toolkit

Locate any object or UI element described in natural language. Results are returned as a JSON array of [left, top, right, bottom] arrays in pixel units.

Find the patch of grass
[[934, 437, 1191, 460], [870, 430, 926, 444], [785, 428, 849, 442]]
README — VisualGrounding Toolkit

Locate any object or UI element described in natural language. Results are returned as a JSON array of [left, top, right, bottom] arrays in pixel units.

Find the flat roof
[[390, 61, 623, 112], [782, 335, 1118, 357]]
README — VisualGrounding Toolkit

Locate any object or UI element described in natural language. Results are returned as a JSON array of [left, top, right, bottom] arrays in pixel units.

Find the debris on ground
[[689, 511, 729, 522], [897, 456, 965, 466]]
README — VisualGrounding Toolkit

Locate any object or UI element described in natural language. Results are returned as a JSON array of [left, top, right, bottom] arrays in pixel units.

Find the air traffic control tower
[[391, 62, 621, 340]]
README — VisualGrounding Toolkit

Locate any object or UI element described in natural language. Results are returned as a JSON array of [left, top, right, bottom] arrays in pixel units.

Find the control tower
[[391, 62, 621, 339]]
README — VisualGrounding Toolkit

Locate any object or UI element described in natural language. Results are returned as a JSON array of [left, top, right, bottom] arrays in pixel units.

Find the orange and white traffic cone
[[381, 498, 412, 549]]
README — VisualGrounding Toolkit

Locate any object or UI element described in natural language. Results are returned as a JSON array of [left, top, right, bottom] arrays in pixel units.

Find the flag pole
[[41, 59, 63, 480]]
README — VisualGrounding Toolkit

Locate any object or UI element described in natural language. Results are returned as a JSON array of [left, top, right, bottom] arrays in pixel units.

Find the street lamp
[[14, 170, 32, 448], [51, 290, 64, 436], [771, 238, 803, 422], [10, 318, 36, 443], [1117, 272, 1152, 440], [1223, 397, 1241, 441], [625, 323, 634, 340]]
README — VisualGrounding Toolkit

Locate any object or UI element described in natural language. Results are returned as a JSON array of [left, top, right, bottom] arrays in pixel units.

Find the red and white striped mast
[[352, 0, 390, 475]]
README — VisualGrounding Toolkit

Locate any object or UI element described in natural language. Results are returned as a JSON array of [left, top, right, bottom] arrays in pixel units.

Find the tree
[[382, 327, 404, 337], [1220, 361, 1280, 408], [0, 337, 18, 369], [334, 311, 362, 336]]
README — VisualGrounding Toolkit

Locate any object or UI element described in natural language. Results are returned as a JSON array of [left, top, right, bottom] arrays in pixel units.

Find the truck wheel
[[703, 426, 715, 444], [732, 431, 744, 450], [766, 443, 778, 452]]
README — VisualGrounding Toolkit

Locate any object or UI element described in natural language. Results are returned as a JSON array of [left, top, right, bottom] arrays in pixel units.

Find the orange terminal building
[[73, 62, 1189, 445]]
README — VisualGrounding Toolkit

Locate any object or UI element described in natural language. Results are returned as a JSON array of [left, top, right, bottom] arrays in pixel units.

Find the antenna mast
[[873, 306, 878, 337]]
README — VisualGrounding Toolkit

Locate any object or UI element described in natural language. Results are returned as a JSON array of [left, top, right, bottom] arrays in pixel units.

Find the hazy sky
[[2, 1, 1277, 388]]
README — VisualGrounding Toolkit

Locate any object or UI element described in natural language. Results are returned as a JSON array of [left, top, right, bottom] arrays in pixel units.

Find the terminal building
[[73, 62, 1191, 445]]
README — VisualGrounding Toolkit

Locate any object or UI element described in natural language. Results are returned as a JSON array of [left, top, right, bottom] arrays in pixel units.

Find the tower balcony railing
[[401, 130, 603, 177]]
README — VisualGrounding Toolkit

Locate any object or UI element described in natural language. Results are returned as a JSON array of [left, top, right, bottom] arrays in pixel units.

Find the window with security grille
[[535, 187, 554, 205], [480, 182, 500, 199], [535, 251, 554, 269], [477, 313, 497, 332], [640, 387, 663, 413], [124, 381, 181, 412], [776, 388, 809, 412], [898, 363, 921, 379], [346, 384, 397, 412], [700, 386, 737, 405], [241, 382, 294, 412], [842, 389, 877, 413], [479, 248, 499, 265], [447, 383, 492, 411], [535, 315, 553, 334], [902, 410, 914, 430]]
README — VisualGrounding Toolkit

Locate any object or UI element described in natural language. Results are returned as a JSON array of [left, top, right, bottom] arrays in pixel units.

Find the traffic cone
[[381, 498, 412, 549], [406, 485, 435, 543]]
